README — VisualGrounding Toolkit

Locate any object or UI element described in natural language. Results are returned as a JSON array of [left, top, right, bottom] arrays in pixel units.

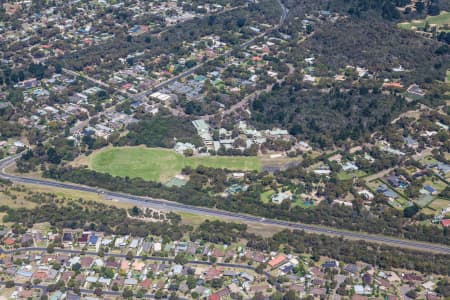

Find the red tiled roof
[[212, 248, 224, 257], [268, 254, 287, 268], [382, 82, 403, 89], [3, 238, 14, 246], [250, 284, 270, 293], [403, 273, 423, 281], [60, 271, 73, 282], [209, 294, 220, 300], [75, 274, 85, 283], [19, 290, 34, 298], [205, 267, 223, 280], [441, 219, 450, 227], [140, 279, 152, 289], [33, 271, 48, 280], [80, 256, 93, 267]]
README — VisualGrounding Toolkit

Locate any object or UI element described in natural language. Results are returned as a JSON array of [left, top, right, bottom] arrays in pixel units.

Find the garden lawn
[[420, 156, 438, 165], [260, 189, 275, 203], [88, 146, 261, 182], [414, 195, 434, 208]]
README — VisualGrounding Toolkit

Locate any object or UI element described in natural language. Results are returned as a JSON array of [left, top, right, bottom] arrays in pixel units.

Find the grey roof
[[66, 294, 81, 300], [124, 278, 137, 285], [437, 162, 450, 173], [383, 190, 398, 199]]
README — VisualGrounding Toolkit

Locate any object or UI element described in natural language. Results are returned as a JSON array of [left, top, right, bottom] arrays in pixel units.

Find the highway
[[1, 155, 450, 254]]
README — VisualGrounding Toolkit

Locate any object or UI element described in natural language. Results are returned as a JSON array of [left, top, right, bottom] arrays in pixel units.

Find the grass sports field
[[88, 146, 262, 182], [398, 11, 450, 31]]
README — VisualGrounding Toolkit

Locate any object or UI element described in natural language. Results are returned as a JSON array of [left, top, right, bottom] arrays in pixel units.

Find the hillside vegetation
[[249, 0, 450, 148]]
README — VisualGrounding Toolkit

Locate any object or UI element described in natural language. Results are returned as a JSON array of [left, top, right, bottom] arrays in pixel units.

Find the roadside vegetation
[[0, 181, 449, 275], [42, 163, 450, 246]]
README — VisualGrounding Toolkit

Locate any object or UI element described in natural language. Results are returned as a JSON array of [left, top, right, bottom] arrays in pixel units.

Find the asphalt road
[[1, 155, 450, 254]]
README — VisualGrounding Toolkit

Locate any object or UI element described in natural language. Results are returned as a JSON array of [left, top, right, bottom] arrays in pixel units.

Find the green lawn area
[[415, 195, 435, 208], [337, 172, 353, 181], [420, 156, 438, 165], [260, 189, 275, 203], [88, 146, 261, 182], [398, 11, 450, 31], [291, 198, 315, 209], [394, 194, 409, 207]]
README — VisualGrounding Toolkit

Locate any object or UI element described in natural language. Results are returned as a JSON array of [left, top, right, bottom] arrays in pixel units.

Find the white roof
[[86, 276, 98, 283]]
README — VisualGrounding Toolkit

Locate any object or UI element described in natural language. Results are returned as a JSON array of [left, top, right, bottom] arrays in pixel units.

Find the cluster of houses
[[109, 33, 289, 117], [167, 35, 288, 108], [372, 163, 449, 212], [9, 72, 142, 143], [0, 227, 446, 300], [103, 35, 230, 94], [0, 140, 26, 157], [0, 0, 225, 67], [163, 2, 226, 26], [189, 119, 301, 154], [103, 25, 287, 99], [14, 74, 100, 132], [82, 112, 138, 140]]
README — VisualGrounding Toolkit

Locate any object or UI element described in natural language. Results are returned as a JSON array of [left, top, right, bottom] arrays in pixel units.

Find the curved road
[[1, 155, 450, 254]]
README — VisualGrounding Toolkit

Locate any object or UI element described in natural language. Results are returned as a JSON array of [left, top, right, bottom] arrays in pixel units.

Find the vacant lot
[[337, 170, 367, 181], [88, 146, 261, 182], [428, 198, 450, 212]]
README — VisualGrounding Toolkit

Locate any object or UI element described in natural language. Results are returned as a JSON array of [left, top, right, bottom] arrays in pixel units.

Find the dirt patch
[[246, 222, 284, 237]]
